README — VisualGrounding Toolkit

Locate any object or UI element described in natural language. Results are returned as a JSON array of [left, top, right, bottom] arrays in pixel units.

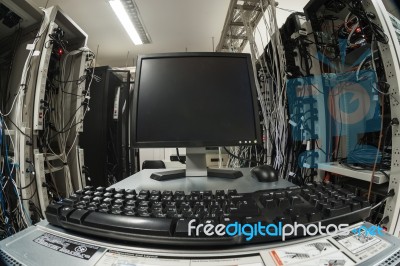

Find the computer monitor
[[132, 52, 261, 180]]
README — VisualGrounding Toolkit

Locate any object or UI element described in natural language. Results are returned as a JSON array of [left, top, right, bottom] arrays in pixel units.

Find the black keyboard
[[45, 182, 371, 246]]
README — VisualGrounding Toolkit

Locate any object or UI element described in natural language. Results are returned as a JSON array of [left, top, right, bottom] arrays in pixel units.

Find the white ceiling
[[30, 0, 231, 67], [28, 0, 310, 67]]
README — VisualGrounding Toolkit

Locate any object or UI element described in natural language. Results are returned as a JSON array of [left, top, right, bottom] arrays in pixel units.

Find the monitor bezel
[[131, 52, 262, 148]]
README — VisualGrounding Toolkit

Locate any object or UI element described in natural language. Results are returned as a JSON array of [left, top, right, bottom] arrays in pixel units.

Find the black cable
[[17, 174, 35, 190], [373, 198, 386, 224], [223, 147, 264, 165], [346, 1, 389, 44], [339, 159, 389, 179], [21, 184, 38, 201], [47, 105, 84, 140], [369, 189, 395, 213], [28, 200, 44, 220], [5, 117, 32, 141], [176, 148, 186, 164], [61, 89, 83, 97]]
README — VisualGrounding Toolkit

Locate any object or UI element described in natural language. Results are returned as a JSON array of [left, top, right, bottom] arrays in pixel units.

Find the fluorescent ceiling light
[[109, 0, 143, 45]]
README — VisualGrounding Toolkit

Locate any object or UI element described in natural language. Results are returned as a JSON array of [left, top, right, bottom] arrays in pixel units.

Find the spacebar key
[[82, 212, 172, 236]]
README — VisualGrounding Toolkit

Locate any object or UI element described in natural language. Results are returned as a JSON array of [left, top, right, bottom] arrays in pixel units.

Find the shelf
[[318, 162, 389, 184], [216, 0, 269, 52]]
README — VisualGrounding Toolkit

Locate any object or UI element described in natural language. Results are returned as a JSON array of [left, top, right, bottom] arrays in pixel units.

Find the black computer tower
[[80, 66, 131, 187]]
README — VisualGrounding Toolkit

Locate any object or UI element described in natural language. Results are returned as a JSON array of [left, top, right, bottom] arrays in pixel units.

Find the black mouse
[[251, 165, 279, 182]]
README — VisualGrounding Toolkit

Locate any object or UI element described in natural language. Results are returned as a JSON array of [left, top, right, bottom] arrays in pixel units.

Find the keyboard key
[[162, 191, 173, 196], [216, 190, 225, 196], [308, 212, 322, 222], [126, 200, 136, 206], [174, 219, 191, 237], [137, 194, 148, 201], [92, 197, 103, 203], [82, 196, 92, 202], [83, 212, 172, 236], [290, 196, 302, 205], [105, 188, 115, 193], [125, 189, 136, 195], [115, 188, 125, 194], [151, 190, 161, 196], [125, 194, 135, 200], [264, 199, 276, 208], [227, 189, 237, 195], [323, 206, 351, 217], [103, 198, 112, 203], [61, 198, 75, 206], [174, 191, 185, 196], [69, 194, 81, 202], [96, 187, 105, 192], [150, 195, 160, 202], [46, 203, 64, 215], [124, 210, 136, 216], [276, 198, 290, 208], [139, 190, 149, 196], [75, 189, 84, 195], [68, 209, 90, 224]]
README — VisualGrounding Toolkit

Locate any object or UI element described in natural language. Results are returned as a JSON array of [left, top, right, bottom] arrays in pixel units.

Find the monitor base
[[150, 169, 243, 181]]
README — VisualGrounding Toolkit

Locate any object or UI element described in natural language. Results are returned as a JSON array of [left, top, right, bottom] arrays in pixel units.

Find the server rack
[[80, 67, 131, 187]]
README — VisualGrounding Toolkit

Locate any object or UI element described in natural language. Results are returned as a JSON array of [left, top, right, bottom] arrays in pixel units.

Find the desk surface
[[1, 221, 399, 266], [112, 168, 296, 193]]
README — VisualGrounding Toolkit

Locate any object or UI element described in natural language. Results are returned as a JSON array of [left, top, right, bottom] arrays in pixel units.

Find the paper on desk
[[96, 250, 265, 266], [190, 255, 264, 266], [95, 250, 189, 266], [266, 239, 354, 266]]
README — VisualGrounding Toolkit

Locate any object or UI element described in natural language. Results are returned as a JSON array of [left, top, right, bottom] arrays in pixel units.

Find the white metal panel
[[33, 151, 49, 218], [32, 21, 57, 131], [369, 0, 400, 236]]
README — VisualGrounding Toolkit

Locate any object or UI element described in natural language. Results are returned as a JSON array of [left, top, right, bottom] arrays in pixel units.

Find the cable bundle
[[38, 45, 96, 197], [229, 0, 289, 177]]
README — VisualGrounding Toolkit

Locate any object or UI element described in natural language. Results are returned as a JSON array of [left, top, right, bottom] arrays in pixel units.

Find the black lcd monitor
[[132, 52, 261, 180]]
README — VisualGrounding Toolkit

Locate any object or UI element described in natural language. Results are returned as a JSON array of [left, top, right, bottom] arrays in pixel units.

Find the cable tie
[[289, 120, 297, 127]]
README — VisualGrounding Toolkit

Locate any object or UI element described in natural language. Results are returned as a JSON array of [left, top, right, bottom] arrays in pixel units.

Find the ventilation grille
[[0, 249, 22, 266]]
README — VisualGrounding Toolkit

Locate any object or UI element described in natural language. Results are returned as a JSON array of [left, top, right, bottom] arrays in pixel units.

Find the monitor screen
[[132, 52, 261, 148]]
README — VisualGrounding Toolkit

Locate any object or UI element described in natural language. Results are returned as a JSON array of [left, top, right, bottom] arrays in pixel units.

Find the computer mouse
[[251, 165, 279, 182]]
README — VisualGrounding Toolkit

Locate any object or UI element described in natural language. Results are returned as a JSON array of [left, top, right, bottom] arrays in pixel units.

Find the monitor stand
[[150, 147, 243, 181]]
